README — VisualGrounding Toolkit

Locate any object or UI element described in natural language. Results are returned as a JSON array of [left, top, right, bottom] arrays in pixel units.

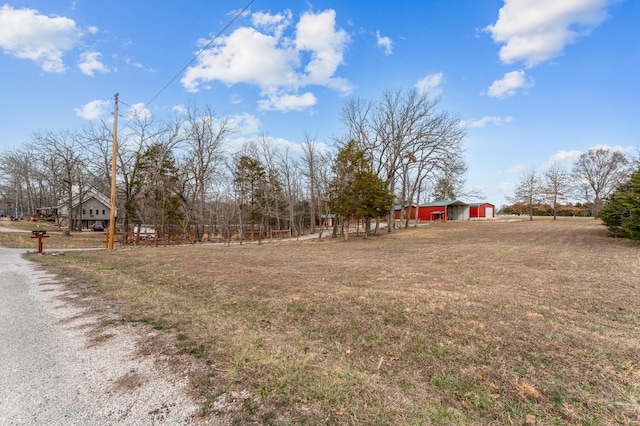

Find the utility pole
[[108, 93, 119, 250]]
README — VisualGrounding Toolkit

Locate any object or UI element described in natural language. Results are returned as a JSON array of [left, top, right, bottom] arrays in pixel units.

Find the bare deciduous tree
[[0, 147, 41, 218], [301, 134, 333, 234], [340, 88, 466, 233], [542, 161, 571, 220], [79, 121, 114, 195], [180, 104, 233, 238], [302, 138, 333, 237], [509, 168, 541, 221], [32, 130, 86, 234], [572, 148, 630, 218]]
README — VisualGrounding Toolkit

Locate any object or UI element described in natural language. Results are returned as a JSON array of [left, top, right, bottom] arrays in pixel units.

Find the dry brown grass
[[21, 218, 640, 425], [0, 217, 106, 249]]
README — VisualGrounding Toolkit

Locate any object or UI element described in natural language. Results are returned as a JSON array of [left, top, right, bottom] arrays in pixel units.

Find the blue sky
[[0, 0, 638, 208]]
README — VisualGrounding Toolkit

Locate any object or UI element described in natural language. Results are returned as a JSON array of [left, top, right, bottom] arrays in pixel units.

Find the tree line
[[506, 148, 639, 226], [0, 88, 469, 239]]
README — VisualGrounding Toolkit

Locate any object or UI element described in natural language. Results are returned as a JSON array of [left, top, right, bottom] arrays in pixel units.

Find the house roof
[[56, 188, 112, 210]]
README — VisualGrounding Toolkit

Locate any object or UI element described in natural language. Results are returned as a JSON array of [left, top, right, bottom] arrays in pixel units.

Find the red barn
[[469, 202, 495, 219], [417, 200, 470, 221]]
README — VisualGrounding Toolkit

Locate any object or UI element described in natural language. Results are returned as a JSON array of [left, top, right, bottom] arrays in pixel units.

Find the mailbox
[[31, 229, 49, 253]]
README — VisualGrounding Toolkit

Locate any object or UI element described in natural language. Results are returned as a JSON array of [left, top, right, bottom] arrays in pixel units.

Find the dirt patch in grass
[[25, 218, 640, 425]]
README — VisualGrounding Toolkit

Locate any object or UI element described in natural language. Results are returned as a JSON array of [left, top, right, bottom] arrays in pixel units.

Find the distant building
[[317, 214, 336, 227], [394, 203, 418, 220], [56, 188, 116, 230]]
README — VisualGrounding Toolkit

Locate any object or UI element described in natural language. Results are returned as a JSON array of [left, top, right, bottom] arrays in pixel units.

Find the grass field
[[0, 218, 106, 249], [10, 217, 640, 425]]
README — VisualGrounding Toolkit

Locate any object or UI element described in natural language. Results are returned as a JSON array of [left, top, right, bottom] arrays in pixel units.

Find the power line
[[137, 0, 255, 113]]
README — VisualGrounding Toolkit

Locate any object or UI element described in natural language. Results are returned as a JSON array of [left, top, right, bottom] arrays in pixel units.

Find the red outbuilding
[[317, 214, 336, 227], [469, 202, 495, 219], [394, 204, 418, 220], [416, 200, 470, 221]]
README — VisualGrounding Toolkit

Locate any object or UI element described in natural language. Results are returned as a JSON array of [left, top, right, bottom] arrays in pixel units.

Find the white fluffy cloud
[[488, 70, 533, 98], [467, 116, 514, 128], [416, 72, 443, 97], [228, 113, 262, 135], [74, 99, 110, 120], [182, 26, 299, 90], [376, 31, 393, 56], [258, 92, 317, 112], [543, 149, 583, 168], [123, 56, 144, 69], [251, 10, 292, 39], [126, 103, 152, 121], [589, 143, 634, 154], [172, 104, 187, 115], [505, 164, 528, 175], [78, 51, 109, 76], [542, 145, 633, 170], [294, 10, 350, 89], [181, 9, 351, 112], [486, 0, 613, 67], [0, 4, 81, 72]]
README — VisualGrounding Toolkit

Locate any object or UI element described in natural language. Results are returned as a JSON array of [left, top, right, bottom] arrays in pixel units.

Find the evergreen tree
[[600, 167, 640, 241], [233, 155, 267, 235], [328, 140, 393, 238], [127, 143, 184, 232]]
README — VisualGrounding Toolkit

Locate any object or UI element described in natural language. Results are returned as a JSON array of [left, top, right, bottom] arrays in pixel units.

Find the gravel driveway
[[0, 246, 200, 425]]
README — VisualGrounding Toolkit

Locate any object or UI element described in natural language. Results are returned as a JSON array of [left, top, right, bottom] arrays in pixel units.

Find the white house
[[56, 188, 116, 230]]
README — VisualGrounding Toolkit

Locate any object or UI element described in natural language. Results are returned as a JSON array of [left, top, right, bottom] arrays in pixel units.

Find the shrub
[[600, 167, 640, 241]]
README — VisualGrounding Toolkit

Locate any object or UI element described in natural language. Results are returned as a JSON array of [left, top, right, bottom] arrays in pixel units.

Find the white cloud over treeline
[[181, 9, 352, 112], [74, 99, 110, 120], [416, 72, 444, 97]]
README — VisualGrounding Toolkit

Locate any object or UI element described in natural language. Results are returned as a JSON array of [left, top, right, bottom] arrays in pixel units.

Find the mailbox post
[[31, 230, 49, 254]]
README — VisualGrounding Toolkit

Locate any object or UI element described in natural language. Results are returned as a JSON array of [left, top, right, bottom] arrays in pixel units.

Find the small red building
[[469, 202, 495, 219], [394, 204, 418, 220], [316, 214, 336, 227]]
